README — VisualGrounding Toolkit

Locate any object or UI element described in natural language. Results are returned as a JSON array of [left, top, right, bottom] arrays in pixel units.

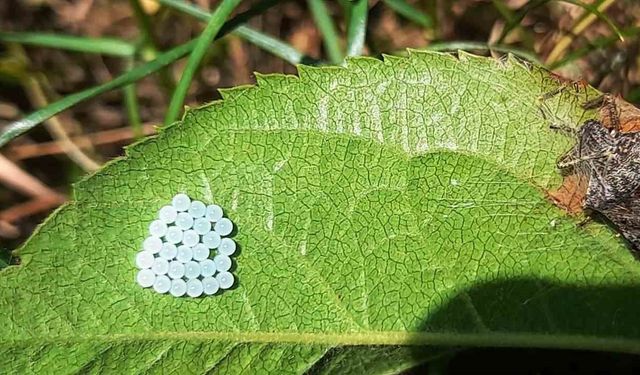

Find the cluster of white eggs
[[135, 193, 237, 297]]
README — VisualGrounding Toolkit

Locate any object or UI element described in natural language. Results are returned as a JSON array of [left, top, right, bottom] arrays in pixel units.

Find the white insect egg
[[202, 231, 221, 249], [192, 243, 210, 261], [193, 218, 212, 235], [176, 245, 193, 263], [159, 243, 178, 260], [138, 195, 239, 295], [143, 236, 163, 253], [153, 275, 171, 294], [135, 251, 155, 269], [216, 271, 234, 290], [170, 278, 187, 297], [159, 205, 178, 224], [136, 269, 156, 288], [175, 212, 194, 230], [172, 193, 191, 212], [151, 258, 169, 275], [218, 238, 236, 256], [206, 204, 223, 222], [214, 218, 233, 236], [214, 255, 232, 272], [188, 200, 206, 218], [148, 220, 168, 237], [202, 277, 219, 295], [199, 259, 216, 277], [165, 226, 184, 244], [184, 261, 201, 279], [182, 229, 199, 247], [168, 261, 186, 279], [186, 279, 204, 298]]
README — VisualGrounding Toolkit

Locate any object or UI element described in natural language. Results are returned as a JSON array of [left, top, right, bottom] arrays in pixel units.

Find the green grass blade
[[233, 26, 310, 65], [491, 0, 516, 23], [427, 41, 542, 64], [123, 83, 143, 139], [123, 59, 143, 139], [155, 0, 311, 65], [307, 0, 343, 64], [345, 0, 368, 57], [163, 0, 242, 126], [0, 40, 196, 148], [155, 0, 211, 20], [0, 32, 135, 57], [383, 0, 432, 28]]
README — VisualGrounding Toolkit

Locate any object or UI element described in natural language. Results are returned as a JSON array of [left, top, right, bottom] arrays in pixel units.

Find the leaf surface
[[2, 51, 640, 373]]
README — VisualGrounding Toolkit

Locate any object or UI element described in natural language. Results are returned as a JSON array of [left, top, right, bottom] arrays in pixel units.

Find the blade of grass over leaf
[[163, 0, 242, 126], [345, 0, 368, 57], [307, 0, 343, 64], [0, 0, 281, 147], [383, 0, 432, 28], [427, 41, 542, 64], [155, 0, 311, 65], [0, 32, 135, 57]]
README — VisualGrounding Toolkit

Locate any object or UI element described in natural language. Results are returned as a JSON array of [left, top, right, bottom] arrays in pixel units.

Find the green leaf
[[2, 51, 640, 373]]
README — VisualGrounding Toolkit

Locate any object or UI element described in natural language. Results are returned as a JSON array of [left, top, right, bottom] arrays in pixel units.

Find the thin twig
[[23, 75, 102, 172], [0, 196, 64, 223], [0, 154, 65, 198], [9, 44, 102, 171], [8, 124, 157, 160], [0, 155, 66, 236]]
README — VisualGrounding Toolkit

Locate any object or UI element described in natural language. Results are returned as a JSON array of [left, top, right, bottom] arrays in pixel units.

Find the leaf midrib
[[5, 330, 640, 354]]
